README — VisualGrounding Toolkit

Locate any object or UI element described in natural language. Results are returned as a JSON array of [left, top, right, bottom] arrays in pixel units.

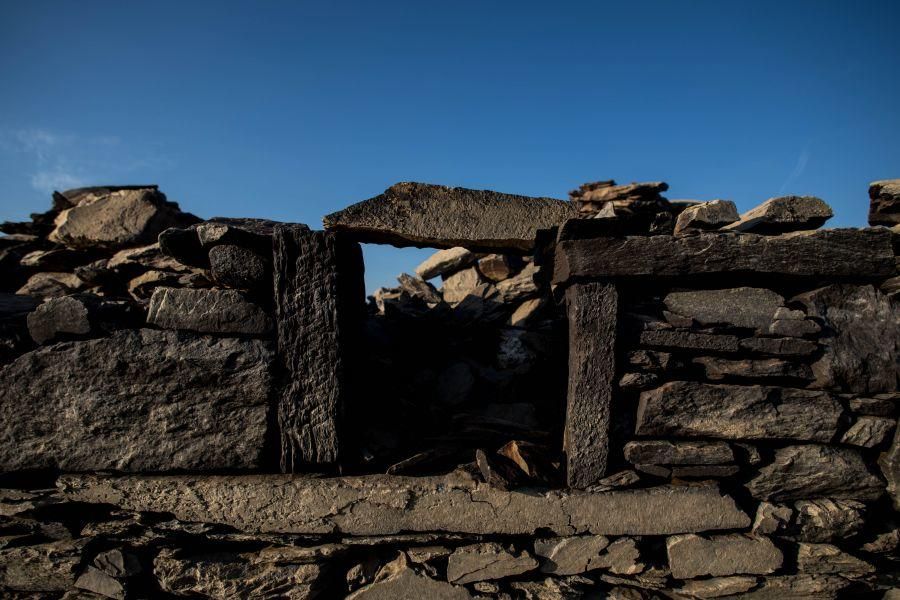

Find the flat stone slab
[[636, 381, 843, 442], [58, 471, 750, 536], [323, 182, 576, 252], [666, 534, 783, 579], [147, 287, 273, 335], [553, 229, 895, 284], [0, 329, 274, 472], [722, 195, 833, 234], [747, 445, 884, 501]]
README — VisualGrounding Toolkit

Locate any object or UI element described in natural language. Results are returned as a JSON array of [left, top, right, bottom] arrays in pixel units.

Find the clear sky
[[2, 1, 898, 292]]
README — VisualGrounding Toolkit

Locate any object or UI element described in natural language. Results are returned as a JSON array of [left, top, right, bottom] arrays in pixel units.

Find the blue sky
[[2, 1, 898, 292]]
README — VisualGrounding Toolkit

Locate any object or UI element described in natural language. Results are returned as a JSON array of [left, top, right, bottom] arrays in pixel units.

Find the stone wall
[[0, 180, 898, 599]]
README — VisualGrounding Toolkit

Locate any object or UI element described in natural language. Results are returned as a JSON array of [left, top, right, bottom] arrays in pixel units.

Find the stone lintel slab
[[57, 471, 750, 537], [552, 228, 895, 285], [564, 281, 617, 488], [323, 182, 577, 252]]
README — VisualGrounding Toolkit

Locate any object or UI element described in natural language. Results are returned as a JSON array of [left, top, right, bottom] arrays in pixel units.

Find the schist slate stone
[[273, 225, 365, 471], [147, 287, 273, 336], [666, 534, 783, 579], [623, 440, 734, 465], [323, 182, 577, 252], [0, 329, 274, 472], [49, 187, 199, 250], [663, 287, 784, 331], [565, 282, 618, 488], [635, 381, 843, 442], [552, 229, 895, 284], [59, 471, 750, 536], [723, 196, 833, 234], [869, 179, 900, 226], [747, 445, 884, 501], [794, 284, 900, 394]]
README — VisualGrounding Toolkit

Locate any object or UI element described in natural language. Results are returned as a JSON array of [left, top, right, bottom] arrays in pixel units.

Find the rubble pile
[[0, 178, 899, 599]]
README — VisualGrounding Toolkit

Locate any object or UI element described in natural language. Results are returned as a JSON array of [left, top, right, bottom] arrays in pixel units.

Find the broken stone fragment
[[93, 549, 141, 578], [534, 535, 610, 575], [324, 182, 577, 251], [0, 329, 273, 472], [415, 247, 478, 280], [692, 356, 813, 382], [795, 543, 874, 576], [724, 195, 833, 234], [348, 553, 472, 599], [795, 284, 900, 394], [158, 225, 208, 268], [618, 371, 659, 392], [59, 471, 751, 536], [75, 565, 125, 600], [397, 273, 443, 305], [840, 416, 896, 448], [747, 444, 884, 501], [208, 244, 271, 290], [446, 543, 537, 584], [27, 293, 139, 345], [441, 266, 485, 304], [591, 537, 644, 575], [553, 228, 895, 284], [49, 186, 199, 249], [677, 576, 758, 598], [673, 199, 739, 236], [636, 382, 843, 442], [509, 296, 545, 327], [664, 287, 785, 331], [623, 440, 734, 465], [108, 242, 196, 274], [869, 179, 900, 226], [0, 539, 86, 592], [495, 262, 540, 302], [666, 534, 783, 579], [147, 287, 273, 335], [154, 546, 326, 599], [195, 217, 282, 251], [16, 271, 84, 298], [477, 254, 515, 281], [752, 499, 867, 543]]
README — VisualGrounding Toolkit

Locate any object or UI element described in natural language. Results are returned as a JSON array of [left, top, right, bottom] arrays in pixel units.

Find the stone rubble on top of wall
[[0, 178, 899, 598]]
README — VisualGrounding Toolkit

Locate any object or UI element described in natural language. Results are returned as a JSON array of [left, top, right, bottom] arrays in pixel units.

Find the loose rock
[[869, 179, 900, 226], [840, 416, 895, 448], [723, 195, 833, 233], [623, 440, 734, 465], [673, 199, 739, 236], [415, 247, 478, 280]]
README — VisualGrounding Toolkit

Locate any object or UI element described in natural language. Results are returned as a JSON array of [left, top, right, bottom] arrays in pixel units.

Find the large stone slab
[[323, 182, 576, 251], [666, 534, 783, 579], [274, 226, 365, 471], [446, 543, 537, 584], [147, 287, 273, 335], [794, 284, 900, 394], [49, 186, 198, 249], [0, 329, 274, 472], [565, 282, 618, 487], [747, 445, 884, 501], [635, 382, 842, 442], [553, 229, 895, 284], [58, 471, 751, 536], [663, 287, 784, 331]]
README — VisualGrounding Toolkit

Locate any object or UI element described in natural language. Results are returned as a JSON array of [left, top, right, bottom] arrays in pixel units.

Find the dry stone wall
[[0, 179, 898, 599]]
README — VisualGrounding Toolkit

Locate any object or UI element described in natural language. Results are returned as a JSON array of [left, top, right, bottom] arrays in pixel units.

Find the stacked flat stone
[[2, 179, 899, 599]]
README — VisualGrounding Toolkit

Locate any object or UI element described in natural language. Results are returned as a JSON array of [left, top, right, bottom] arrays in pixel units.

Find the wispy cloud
[[778, 146, 810, 195], [1, 128, 164, 194]]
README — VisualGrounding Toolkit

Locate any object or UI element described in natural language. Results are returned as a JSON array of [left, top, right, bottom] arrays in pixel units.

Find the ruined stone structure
[[1, 179, 899, 598]]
